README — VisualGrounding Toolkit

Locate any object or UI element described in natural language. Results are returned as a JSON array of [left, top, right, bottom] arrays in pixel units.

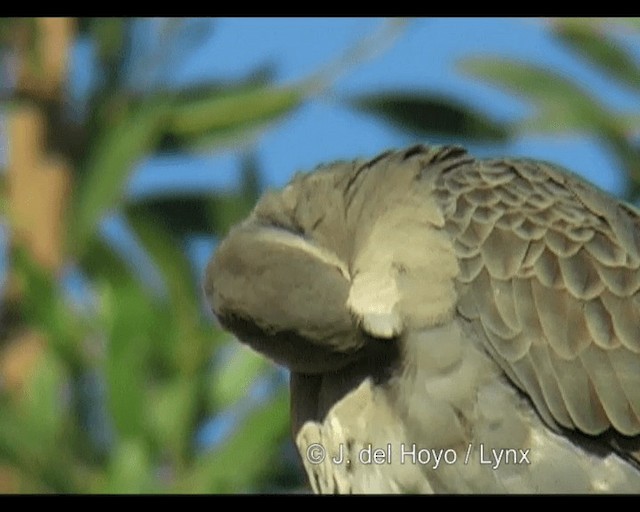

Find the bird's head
[[203, 160, 367, 373]]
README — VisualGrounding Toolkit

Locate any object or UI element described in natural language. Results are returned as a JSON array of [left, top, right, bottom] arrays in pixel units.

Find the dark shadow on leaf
[[349, 92, 510, 142]]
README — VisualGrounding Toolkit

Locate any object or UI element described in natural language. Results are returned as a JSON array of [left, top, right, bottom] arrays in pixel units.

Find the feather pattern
[[432, 152, 640, 438]]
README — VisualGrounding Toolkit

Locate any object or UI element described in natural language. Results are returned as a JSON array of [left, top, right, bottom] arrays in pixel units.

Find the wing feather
[[526, 344, 574, 428], [607, 348, 640, 419], [600, 292, 640, 352], [579, 344, 640, 435], [433, 154, 640, 438], [547, 355, 610, 435], [557, 248, 605, 299]]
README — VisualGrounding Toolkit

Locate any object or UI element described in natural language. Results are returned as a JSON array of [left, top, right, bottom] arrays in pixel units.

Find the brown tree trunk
[[0, 17, 75, 492]]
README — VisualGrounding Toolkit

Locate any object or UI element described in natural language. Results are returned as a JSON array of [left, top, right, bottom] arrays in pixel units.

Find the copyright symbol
[[306, 443, 326, 464]]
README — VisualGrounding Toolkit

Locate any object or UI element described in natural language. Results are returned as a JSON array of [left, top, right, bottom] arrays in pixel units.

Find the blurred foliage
[[459, 18, 640, 202], [0, 17, 306, 493], [351, 92, 509, 142], [0, 17, 638, 494], [353, 18, 640, 202]]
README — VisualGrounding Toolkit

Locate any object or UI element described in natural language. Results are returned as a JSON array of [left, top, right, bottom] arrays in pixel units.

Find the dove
[[204, 144, 640, 493]]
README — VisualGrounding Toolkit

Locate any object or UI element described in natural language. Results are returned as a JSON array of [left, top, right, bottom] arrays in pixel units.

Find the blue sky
[[108, 18, 640, 287], [130, 18, 638, 194]]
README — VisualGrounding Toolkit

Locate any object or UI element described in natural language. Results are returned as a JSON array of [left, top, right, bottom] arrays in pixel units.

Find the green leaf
[[553, 19, 640, 93], [79, 235, 137, 286], [124, 211, 200, 318], [547, 17, 640, 33], [71, 81, 302, 253], [615, 17, 640, 32], [163, 83, 304, 150], [12, 248, 83, 368], [0, 390, 89, 492], [101, 280, 153, 439], [104, 438, 154, 493], [70, 99, 169, 255], [124, 212, 197, 305], [126, 196, 216, 239], [123, 212, 219, 376], [177, 390, 290, 492], [17, 347, 67, 447], [209, 343, 270, 409], [148, 377, 198, 461], [350, 92, 509, 141], [88, 18, 129, 67], [620, 113, 640, 136], [460, 57, 622, 136], [127, 190, 257, 242]]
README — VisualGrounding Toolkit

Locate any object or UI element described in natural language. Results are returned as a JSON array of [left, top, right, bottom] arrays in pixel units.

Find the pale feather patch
[[473, 380, 530, 447], [399, 320, 498, 448], [349, 199, 459, 336], [397, 266, 458, 329], [403, 324, 464, 374], [524, 425, 596, 493], [347, 271, 403, 339], [296, 378, 434, 494], [250, 226, 350, 279], [404, 324, 496, 422]]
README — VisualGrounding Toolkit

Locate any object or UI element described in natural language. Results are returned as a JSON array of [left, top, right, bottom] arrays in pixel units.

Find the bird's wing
[[432, 153, 640, 438]]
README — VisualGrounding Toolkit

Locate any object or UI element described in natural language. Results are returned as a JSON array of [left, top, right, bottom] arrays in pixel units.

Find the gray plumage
[[204, 144, 640, 493]]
